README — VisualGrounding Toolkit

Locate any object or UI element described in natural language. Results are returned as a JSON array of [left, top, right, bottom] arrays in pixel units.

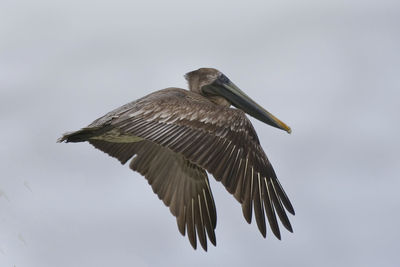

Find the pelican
[[58, 68, 294, 250]]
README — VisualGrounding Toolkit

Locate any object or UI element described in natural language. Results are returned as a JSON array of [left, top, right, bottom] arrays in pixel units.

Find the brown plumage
[[58, 68, 294, 251]]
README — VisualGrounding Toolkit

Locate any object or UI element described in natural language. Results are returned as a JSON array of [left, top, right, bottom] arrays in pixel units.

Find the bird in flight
[[58, 68, 294, 251]]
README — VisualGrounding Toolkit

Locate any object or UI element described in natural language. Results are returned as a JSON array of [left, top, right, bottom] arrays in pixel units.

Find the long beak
[[203, 78, 292, 133]]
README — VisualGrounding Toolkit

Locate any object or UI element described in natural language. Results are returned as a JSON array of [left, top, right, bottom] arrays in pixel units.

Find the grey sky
[[1, 0, 400, 266]]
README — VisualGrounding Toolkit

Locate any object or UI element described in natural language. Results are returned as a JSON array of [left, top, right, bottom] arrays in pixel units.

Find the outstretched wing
[[88, 139, 217, 250], [92, 88, 294, 237]]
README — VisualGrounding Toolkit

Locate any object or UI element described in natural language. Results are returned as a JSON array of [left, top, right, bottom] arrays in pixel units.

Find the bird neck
[[207, 95, 232, 107]]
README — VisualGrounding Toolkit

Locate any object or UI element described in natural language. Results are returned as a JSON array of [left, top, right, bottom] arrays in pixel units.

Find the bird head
[[185, 68, 291, 133]]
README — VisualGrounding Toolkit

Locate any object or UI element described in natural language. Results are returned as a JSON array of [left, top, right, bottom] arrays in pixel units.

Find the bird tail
[[57, 127, 103, 143]]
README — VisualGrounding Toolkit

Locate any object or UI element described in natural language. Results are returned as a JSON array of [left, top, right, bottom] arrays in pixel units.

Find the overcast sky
[[1, 0, 400, 266]]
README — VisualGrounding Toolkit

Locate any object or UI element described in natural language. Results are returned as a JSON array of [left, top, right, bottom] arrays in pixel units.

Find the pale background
[[1, 0, 399, 266]]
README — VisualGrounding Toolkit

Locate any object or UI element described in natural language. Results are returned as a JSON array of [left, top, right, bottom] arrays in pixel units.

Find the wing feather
[[253, 173, 267, 237], [89, 139, 216, 250]]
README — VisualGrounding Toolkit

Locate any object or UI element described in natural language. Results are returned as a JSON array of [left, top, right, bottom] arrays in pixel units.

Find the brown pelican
[[58, 68, 294, 251]]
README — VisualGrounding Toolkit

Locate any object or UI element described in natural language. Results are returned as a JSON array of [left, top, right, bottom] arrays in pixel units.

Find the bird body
[[58, 68, 294, 250]]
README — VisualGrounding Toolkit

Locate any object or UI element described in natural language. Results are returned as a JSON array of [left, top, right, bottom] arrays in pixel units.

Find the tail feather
[[57, 127, 105, 143]]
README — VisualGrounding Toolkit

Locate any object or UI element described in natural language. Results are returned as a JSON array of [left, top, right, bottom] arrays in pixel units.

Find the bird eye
[[218, 74, 230, 84]]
